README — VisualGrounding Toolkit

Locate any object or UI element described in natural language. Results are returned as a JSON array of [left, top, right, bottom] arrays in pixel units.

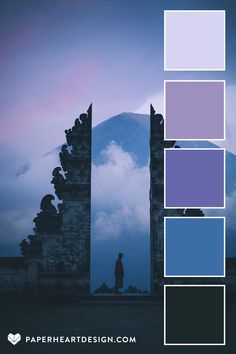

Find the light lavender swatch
[[165, 11, 225, 70]]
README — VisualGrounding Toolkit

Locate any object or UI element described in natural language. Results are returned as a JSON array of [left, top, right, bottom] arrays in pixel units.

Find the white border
[[164, 148, 226, 209], [164, 10, 226, 71], [164, 216, 226, 277], [164, 284, 226, 346], [163, 80, 226, 141]]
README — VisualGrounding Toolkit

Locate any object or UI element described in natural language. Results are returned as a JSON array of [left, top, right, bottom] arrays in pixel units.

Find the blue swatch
[[165, 217, 225, 276]]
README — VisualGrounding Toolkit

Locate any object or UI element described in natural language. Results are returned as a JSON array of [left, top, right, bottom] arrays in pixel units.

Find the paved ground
[[0, 299, 235, 354]]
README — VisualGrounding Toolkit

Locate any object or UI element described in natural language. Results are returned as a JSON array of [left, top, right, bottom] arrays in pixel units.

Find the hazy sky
[[1, 0, 236, 160]]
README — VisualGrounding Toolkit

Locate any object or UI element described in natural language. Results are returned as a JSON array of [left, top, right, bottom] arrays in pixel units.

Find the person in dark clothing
[[114, 252, 124, 294]]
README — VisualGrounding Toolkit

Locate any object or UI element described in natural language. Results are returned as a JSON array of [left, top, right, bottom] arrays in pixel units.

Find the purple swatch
[[165, 149, 225, 208]]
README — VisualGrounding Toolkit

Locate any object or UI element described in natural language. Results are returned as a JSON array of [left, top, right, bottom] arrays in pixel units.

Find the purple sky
[[1, 0, 235, 160]]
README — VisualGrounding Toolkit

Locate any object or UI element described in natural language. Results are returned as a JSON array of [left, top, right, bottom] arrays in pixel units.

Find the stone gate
[[0, 104, 211, 295]]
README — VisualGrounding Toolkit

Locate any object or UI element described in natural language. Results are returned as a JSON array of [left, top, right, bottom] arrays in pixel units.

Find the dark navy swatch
[[165, 285, 225, 344]]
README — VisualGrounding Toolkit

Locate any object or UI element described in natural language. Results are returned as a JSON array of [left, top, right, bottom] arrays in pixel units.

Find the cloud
[[225, 192, 236, 256], [226, 191, 236, 231], [0, 209, 33, 246], [92, 142, 149, 240], [0, 147, 58, 250]]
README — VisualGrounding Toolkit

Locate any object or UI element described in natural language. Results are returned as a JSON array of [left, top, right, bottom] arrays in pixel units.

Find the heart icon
[[7, 333, 21, 345]]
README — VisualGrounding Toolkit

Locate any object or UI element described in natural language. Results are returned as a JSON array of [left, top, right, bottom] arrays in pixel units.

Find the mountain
[[92, 112, 150, 166]]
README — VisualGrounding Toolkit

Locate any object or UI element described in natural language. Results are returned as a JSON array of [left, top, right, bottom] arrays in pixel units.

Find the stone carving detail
[[20, 194, 62, 259], [40, 194, 57, 213], [20, 235, 42, 258], [59, 145, 70, 172], [51, 167, 65, 200], [65, 113, 90, 154], [184, 209, 204, 217], [33, 194, 62, 234]]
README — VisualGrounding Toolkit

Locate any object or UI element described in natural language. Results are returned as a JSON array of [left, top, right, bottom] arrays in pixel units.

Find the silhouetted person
[[114, 252, 124, 294]]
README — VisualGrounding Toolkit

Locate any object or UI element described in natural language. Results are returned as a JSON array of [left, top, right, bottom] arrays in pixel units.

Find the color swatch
[[164, 285, 225, 345], [164, 148, 225, 209], [164, 81, 225, 140], [164, 11, 225, 71], [164, 217, 225, 277]]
